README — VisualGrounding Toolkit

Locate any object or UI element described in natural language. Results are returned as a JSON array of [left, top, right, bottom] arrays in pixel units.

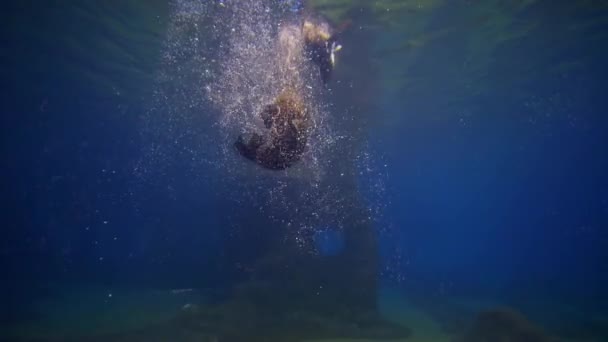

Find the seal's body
[[235, 89, 311, 170]]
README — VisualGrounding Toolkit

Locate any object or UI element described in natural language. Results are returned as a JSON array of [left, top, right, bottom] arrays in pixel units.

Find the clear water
[[2, 1, 607, 341]]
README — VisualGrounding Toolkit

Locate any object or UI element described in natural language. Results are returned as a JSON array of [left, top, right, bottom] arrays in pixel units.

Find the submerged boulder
[[454, 307, 557, 342]]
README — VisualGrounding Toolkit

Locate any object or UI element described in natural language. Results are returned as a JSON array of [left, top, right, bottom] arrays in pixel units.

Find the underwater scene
[[2, 0, 608, 341]]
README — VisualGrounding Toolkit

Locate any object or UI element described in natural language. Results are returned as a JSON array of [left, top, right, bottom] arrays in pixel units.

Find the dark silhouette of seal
[[302, 18, 342, 84], [235, 89, 311, 170]]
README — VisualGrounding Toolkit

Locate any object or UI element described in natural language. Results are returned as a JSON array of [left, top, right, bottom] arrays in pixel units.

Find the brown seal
[[235, 89, 311, 170]]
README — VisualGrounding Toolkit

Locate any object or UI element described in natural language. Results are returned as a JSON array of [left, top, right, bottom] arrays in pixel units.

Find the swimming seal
[[235, 89, 311, 170], [302, 18, 342, 83]]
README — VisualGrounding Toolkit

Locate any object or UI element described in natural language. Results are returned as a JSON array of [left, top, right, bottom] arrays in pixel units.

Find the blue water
[[2, 1, 607, 341]]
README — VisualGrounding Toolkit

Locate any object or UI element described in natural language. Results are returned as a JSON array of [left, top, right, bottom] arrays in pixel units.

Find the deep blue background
[[2, 1, 607, 323]]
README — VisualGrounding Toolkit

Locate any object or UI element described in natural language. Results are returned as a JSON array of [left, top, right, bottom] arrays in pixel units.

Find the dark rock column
[[188, 5, 408, 341]]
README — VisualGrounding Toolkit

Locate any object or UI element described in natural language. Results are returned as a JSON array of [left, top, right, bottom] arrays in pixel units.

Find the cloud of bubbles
[[137, 0, 388, 252]]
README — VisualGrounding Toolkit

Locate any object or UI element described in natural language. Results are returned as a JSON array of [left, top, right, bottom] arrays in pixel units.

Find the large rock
[[454, 307, 557, 342]]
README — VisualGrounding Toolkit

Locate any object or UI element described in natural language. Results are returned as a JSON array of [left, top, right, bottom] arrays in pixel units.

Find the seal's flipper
[[302, 18, 342, 84], [235, 133, 265, 162]]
